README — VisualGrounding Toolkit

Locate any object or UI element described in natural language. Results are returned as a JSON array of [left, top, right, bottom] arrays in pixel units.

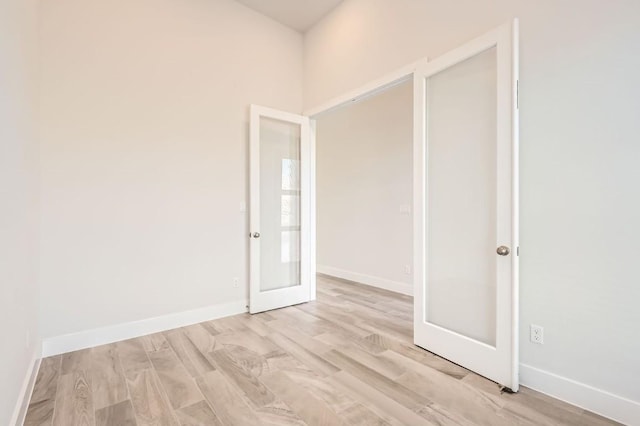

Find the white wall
[[0, 0, 40, 423], [305, 0, 640, 412], [39, 0, 303, 339], [316, 82, 413, 293]]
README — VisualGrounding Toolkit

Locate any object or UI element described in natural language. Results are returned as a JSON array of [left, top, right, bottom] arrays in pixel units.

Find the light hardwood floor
[[25, 275, 617, 426]]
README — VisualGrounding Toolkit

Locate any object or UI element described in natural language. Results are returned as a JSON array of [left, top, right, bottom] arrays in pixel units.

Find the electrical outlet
[[233, 277, 239, 288], [530, 324, 544, 344], [404, 265, 412, 275]]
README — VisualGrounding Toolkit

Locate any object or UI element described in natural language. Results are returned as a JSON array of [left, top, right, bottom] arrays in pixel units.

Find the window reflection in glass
[[280, 158, 301, 263]]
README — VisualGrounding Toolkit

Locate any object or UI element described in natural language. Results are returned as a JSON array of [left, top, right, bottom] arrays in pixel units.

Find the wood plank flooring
[[24, 275, 618, 426]]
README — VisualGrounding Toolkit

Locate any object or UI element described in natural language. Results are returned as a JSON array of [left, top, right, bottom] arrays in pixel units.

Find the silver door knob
[[252, 232, 260, 238], [496, 246, 510, 256]]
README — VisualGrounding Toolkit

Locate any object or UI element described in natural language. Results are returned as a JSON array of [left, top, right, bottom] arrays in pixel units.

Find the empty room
[[2, 0, 639, 425]]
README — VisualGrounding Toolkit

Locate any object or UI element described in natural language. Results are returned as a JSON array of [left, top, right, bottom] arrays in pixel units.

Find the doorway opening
[[314, 80, 414, 298], [249, 19, 519, 391]]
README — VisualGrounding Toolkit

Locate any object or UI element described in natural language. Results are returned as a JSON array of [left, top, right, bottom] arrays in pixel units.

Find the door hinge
[[517, 246, 520, 256]]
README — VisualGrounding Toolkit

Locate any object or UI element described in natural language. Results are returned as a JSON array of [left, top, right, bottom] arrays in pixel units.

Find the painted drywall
[[305, 0, 640, 406], [316, 82, 413, 290], [0, 0, 40, 423], [39, 0, 303, 339]]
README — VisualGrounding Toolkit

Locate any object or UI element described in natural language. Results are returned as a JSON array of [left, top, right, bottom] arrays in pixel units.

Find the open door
[[249, 105, 312, 314], [413, 20, 519, 390]]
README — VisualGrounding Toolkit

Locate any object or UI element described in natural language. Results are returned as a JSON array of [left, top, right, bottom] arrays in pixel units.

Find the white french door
[[413, 21, 519, 390], [249, 105, 312, 314]]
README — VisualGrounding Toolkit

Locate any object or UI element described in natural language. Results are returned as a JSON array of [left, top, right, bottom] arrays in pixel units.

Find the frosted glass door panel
[[260, 117, 301, 292], [426, 47, 497, 346]]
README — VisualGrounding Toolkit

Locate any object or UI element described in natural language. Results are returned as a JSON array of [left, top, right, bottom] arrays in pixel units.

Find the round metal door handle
[[252, 232, 260, 238], [496, 246, 510, 256]]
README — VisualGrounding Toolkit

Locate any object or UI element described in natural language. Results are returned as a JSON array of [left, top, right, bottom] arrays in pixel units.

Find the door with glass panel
[[249, 105, 311, 314], [413, 20, 519, 390]]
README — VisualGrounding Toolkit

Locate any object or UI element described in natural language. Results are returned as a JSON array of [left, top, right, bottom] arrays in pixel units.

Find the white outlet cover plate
[[530, 324, 544, 344]]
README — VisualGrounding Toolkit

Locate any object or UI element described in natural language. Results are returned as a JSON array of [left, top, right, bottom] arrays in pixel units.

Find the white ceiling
[[235, 0, 344, 32]]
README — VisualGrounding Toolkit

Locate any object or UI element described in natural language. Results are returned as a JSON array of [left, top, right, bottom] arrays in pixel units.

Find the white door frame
[[303, 19, 519, 390], [303, 61, 419, 117], [303, 61, 420, 302], [304, 62, 419, 303], [249, 105, 312, 314]]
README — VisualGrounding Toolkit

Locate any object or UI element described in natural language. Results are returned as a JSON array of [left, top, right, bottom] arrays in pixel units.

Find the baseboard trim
[[317, 265, 413, 296], [42, 300, 248, 357], [10, 351, 41, 426], [520, 363, 640, 425]]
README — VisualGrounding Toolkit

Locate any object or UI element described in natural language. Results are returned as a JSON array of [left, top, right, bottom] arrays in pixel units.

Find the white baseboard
[[10, 351, 41, 426], [520, 363, 640, 425], [317, 265, 413, 296], [42, 300, 248, 357], [36, 289, 640, 425]]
